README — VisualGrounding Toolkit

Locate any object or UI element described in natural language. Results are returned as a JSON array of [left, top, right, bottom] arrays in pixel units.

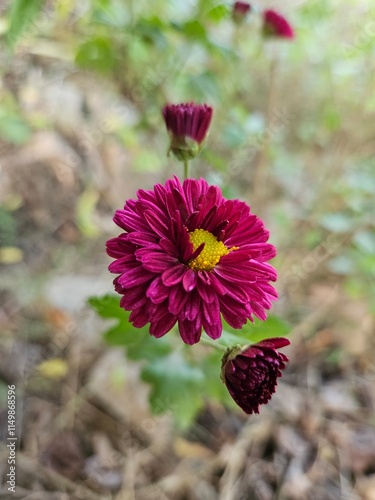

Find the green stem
[[183, 159, 190, 179], [200, 337, 228, 352]]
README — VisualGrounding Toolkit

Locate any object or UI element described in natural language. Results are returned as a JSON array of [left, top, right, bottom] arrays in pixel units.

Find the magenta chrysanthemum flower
[[263, 10, 294, 39], [221, 338, 290, 414], [162, 103, 213, 161], [232, 1, 252, 23], [106, 177, 277, 345]]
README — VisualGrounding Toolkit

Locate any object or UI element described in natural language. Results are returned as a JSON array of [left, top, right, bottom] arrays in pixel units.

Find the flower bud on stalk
[[232, 2, 252, 24], [162, 103, 213, 162], [263, 10, 294, 39], [221, 337, 290, 414]]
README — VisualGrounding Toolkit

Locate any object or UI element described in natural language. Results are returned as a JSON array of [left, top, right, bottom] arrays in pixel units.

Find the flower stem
[[201, 337, 228, 352], [183, 159, 190, 179]]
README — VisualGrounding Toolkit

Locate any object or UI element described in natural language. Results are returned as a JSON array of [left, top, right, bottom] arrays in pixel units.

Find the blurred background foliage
[[1, 0, 375, 426]]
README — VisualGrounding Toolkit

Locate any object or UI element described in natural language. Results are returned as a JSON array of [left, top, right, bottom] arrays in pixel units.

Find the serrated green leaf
[[141, 351, 204, 429], [127, 336, 172, 361], [88, 294, 123, 319], [103, 323, 143, 346], [104, 324, 171, 361], [6, 0, 45, 47], [89, 294, 172, 361]]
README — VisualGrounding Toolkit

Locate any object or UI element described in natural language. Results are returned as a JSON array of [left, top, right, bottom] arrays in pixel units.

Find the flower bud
[[221, 338, 290, 414], [263, 10, 294, 39], [162, 102, 213, 161], [232, 2, 252, 24]]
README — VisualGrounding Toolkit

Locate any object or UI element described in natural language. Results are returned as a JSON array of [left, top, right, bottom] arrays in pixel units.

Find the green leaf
[[88, 294, 172, 361], [92, 1, 130, 28], [323, 109, 341, 131], [0, 112, 30, 144], [75, 37, 116, 73], [135, 16, 168, 49], [181, 20, 207, 42], [303, 229, 323, 249], [6, 0, 45, 47], [88, 294, 123, 319], [222, 315, 290, 344], [104, 324, 171, 362], [357, 254, 375, 277], [206, 4, 228, 23], [141, 351, 204, 429], [245, 316, 290, 343]]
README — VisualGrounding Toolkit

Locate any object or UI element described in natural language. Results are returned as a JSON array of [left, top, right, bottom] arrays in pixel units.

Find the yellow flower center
[[188, 228, 238, 271]]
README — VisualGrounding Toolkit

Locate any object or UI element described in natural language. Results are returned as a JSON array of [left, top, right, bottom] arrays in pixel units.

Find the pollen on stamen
[[188, 228, 238, 271]]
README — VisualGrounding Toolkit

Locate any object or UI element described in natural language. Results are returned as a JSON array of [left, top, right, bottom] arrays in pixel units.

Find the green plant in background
[[6, 0, 45, 48], [0, 94, 31, 145]]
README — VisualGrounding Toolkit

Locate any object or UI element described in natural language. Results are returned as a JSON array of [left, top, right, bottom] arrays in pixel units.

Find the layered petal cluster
[[263, 9, 294, 39], [107, 177, 277, 345], [221, 338, 290, 414], [162, 103, 213, 161], [232, 1, 252, 23]]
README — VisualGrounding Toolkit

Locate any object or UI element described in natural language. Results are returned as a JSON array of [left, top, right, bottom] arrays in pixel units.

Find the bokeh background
[[1, 0, 375, 498]]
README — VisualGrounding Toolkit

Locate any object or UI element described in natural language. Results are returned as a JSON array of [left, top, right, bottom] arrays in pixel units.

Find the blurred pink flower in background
[[263, 9, 294, 39]]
